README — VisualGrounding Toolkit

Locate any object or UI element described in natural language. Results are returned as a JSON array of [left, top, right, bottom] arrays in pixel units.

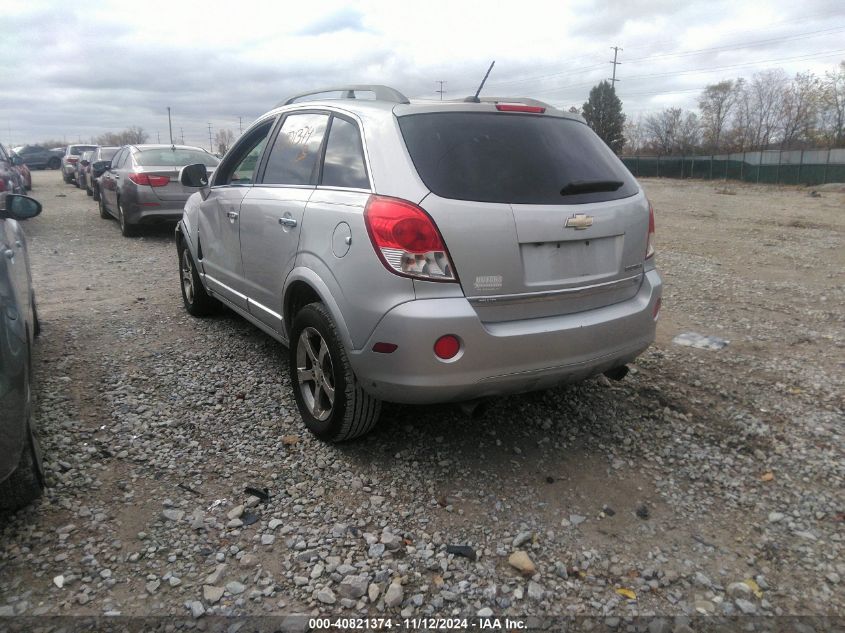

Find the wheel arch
[[283, 270, 353, 351]]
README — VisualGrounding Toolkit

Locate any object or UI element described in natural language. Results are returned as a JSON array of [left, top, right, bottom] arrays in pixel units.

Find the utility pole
[[609, 46, 623, 86], [180, 127, 184, 144], [435, 81, 446, 101], [167, 106, 173, 144], [238, 117, 243, 134], [207, 123, 213, 152], [157, 131, 161, 143]]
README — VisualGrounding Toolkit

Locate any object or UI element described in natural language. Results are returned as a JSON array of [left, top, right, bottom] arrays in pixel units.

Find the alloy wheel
[[296, 327, 335, 421], [181, 249, 195, 304]]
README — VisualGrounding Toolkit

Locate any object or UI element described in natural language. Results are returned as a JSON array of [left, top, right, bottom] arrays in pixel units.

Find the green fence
[[622, 149, 845, 186]]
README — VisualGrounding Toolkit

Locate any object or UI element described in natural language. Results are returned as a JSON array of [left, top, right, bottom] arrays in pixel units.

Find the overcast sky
[[3, 0, 844, 148]]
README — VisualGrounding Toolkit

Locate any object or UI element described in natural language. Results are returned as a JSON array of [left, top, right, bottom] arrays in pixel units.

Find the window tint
[[216, 121, 274, 186], [135, 148, 219, 167], [70, 145, 96, 155], [99, 148, 118, 161], [109, 149, 124, 168], [397, 113, 638, 205], [263, 113, 329, 186], [115, 150, 130, 169], [321, 117, 368, 189]]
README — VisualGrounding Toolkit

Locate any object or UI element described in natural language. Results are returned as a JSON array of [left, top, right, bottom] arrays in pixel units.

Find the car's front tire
[[289, 302, 381, 442], [92, 183, 100, 202], [98, 194, 109, 219], [48, 157, 60, 170], [177, 238, 217, 316]]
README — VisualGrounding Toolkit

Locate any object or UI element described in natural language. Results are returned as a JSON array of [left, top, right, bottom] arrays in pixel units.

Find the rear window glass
[[70, 145, 96, 155], [99, 148, 118, 160], [397, 112, 638, 205], [135, 149, 219, 167]]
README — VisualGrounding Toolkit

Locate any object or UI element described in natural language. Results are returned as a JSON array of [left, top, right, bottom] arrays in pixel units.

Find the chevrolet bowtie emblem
[[565, 214, 593, 230]]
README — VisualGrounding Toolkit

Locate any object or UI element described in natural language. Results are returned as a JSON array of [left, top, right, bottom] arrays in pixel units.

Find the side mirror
[[2, 194, 42, 221], [180, 163, 209, 188], [93, 161, 110, 171], [11, 155, 23, 166], [80, 160, 90, 167]]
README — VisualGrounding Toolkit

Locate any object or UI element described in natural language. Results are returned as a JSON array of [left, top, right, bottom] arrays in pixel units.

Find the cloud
[[297, 7, 369, 36]]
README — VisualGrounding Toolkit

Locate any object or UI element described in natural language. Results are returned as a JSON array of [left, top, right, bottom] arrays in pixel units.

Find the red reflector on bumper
[[372, 342, 398, 353]]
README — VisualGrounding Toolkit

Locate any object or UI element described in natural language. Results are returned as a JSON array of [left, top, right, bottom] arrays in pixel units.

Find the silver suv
[[175, 85, 662, 442]]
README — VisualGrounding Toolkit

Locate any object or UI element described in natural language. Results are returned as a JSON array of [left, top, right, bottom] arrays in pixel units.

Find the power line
[[455, 24, 845, 94]]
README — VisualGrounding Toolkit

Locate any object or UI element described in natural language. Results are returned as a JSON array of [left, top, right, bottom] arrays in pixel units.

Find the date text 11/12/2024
[[308, 617, 528, 630]]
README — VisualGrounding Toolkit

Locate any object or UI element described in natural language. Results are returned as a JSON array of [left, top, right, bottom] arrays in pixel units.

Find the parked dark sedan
[[0, 194, 43, 511], [99, 144, 218, 236], [85, 146, 118, 199], [11, 145, 63, 170]]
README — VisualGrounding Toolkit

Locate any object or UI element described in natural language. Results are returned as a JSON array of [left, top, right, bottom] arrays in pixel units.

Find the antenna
[[466, 61, 495, 103]]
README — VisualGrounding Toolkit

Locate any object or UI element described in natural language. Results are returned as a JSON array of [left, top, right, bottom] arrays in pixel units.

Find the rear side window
[[263, 113, 328, 186], [397, 112, 638, 205], [99, 148, 118, 161], [321, 117, 368, 189], [135, 149, 219, 167]]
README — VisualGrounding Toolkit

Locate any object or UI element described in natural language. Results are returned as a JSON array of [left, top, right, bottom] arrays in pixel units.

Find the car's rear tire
[[117, 199, 137, 237], [289, 302, 381, 442], [86, 183, 93, 196], [62, 172, 71, 184], [75, 177, 81, 189], [178, 238, 217, 316]]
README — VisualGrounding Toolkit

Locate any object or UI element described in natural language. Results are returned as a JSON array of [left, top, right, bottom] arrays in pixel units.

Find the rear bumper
[[348, 269, 662, 404], [122, 199, 185, 224]]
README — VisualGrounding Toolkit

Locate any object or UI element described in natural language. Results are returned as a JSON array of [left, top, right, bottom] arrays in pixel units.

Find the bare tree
[[623, 116, 647, 154], [96, 127, 149, 146], [699, 80, 738, 152], [819, 61, 845, 147], [747, 70, 788, 149], [780, 72, 821, 149], [215, 129, 235, 155]]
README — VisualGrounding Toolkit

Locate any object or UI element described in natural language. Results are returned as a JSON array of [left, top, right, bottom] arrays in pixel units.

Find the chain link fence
[[621, 149, 845, 186]]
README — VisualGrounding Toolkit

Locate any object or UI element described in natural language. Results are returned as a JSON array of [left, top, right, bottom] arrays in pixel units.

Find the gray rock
[[368, 583, 381, 602], [527, 581, 544, 601], [569, 514, 586, 526], [727, 582, 752, 599], [205, 564, 226, 585], [315, 587, 336, 604], [188, 600, 205, 618], [478, 607, 494, 617], [225, 581, 246, 595], [513, 531, 532, 547], [735, 598, 757, 614], [203, 585, 224, 604], [161, 509, 184, 522], [338, 575, 369, 600], [384, 582, 404, 608], [227, 505, 244, 520]]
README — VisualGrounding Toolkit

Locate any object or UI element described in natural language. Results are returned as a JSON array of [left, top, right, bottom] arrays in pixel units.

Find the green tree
[[582, 81, 626, 153]]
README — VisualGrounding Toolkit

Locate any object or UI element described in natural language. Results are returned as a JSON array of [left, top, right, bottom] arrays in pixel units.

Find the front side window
[[262, 113, 329, 186], [214, 120, 274, 186], [321, 117, 368, 189]]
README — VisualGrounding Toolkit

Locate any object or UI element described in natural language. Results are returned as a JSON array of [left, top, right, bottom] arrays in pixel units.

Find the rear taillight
[[495, 104, 546, 113], [0, 179, 5, 192], [645, 201, 655, 260], [364, 195, 457, 282], [128, 173, 170, 187], [66, 156, 78, 164]]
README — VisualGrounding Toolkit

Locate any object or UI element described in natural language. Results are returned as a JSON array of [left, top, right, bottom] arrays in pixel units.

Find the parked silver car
[[176, 85, 662, 442], [61, 144, 96, 184], [0, 194, 44, 511], [98, 144, 219, 236]]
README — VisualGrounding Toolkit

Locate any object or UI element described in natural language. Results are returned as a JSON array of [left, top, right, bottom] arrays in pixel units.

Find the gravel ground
[[0, 171, 842, 624]]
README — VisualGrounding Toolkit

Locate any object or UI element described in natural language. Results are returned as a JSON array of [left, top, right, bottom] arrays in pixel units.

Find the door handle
[[278, 217, 297, 228], [3, 249, 14, 260], [226, 211, 239, 220]]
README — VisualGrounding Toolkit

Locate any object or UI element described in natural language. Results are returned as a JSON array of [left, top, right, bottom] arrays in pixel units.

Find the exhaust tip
[[603, 365, 630, 381]]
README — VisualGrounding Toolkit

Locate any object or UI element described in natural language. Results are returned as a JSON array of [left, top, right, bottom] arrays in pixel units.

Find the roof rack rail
[[279, 85, 410, 107], [470, 96, 559, 111]]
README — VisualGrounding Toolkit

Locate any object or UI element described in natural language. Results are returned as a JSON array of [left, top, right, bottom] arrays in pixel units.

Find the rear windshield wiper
[[560, 180, 624, 196]]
